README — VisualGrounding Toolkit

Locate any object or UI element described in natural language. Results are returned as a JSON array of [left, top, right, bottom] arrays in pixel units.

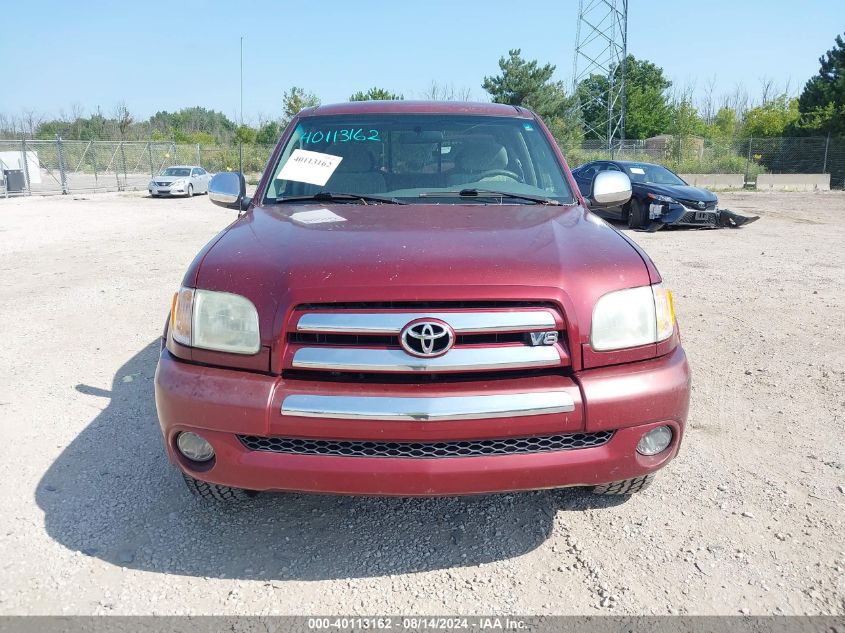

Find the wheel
[[187, 184, 193, 198], [627, 198, 647, 229], [591, 474, 655, 496], [181, 472, 255, 502], [621, 201, 631, 223]]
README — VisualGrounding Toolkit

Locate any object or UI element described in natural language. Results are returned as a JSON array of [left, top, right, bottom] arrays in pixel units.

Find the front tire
[[181, 472, 255, 502], [186, 184, 193, 198], [592, 474, 655, 495], [627, 198, 647, 230]]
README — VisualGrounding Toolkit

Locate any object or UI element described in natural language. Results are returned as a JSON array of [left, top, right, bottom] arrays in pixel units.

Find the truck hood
[[192, 203, 653, 345]]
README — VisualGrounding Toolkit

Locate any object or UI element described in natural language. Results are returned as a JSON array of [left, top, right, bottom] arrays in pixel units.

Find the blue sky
[[0, 0, 840, 123]]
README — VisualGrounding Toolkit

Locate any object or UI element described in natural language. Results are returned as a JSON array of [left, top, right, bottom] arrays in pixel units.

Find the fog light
[[176, 432, 214, 462], [636, 426, 673, 456]]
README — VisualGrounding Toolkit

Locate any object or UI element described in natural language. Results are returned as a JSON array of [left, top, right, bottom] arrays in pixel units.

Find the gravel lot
[[0, 190, 843, 615]]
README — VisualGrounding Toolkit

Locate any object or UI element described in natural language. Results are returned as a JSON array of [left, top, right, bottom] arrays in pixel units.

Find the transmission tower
[[572, 0, 628, 150]]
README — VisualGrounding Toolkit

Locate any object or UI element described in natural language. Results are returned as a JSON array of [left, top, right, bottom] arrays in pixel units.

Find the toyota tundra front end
[[154, 101, 691, 501]]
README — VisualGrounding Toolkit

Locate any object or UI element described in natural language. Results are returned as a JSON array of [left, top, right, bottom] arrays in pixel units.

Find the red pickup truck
[[154, 101, 690, 501]]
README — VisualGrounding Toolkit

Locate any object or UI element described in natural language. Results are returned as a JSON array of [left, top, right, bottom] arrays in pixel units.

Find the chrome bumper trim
[[281, 392, 576, 421], [296, 311, 557, 334], [291, 346, 561, 372]]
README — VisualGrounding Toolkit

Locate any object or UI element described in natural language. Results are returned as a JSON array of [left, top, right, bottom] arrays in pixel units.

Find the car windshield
[[624, 164, 686, 186], [263, 114, 575, 204], [161, 167, 191, 177]]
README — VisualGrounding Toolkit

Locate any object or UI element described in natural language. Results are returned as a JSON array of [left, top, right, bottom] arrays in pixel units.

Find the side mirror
[[208, 172, 249, 210], [589, 171, 632, 209]]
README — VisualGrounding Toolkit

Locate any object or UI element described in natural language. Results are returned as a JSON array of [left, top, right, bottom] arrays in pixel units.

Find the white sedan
[[149, 166, 210, 197]]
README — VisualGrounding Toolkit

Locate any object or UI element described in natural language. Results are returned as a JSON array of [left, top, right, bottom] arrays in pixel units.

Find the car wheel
[[181, 472, 255, 502], [187, 184, 193, 198], [621, 201, 631, 223], [591, 474, 655, 495], [627, 198, 646, 230]]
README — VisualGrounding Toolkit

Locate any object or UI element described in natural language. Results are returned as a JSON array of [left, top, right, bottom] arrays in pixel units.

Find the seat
[[447, 141, 512, 187], [325, 145, 387, 194]]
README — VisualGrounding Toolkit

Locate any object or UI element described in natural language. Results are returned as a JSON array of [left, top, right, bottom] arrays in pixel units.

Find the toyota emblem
[[399, 319, 455, 358]]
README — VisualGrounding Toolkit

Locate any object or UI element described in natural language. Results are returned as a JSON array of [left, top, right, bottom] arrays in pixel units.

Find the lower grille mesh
[[679, 211, 716, 224], [238, 431, 613, 458]]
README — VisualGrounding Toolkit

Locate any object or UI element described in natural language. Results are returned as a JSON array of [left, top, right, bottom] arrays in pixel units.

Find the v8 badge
[[529, 331, 559, 346]]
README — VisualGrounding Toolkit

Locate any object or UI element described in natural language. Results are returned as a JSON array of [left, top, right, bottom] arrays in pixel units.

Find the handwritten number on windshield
[[301, 129, 381, 144]]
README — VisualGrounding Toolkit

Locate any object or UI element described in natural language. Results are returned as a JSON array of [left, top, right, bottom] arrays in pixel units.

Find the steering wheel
[[474, 169, 521, 182]]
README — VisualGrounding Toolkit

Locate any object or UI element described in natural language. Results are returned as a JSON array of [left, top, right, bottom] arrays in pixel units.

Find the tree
[[256, 120, 282, 145], [482, 49, 583, 148], [663, 95, 706, 164], [577, 56, 673, 140], [282, 87, 320, 126], [742, 95, 799, 138], [483, 49, 567, 117], [234, 124, 256, 144], [625, 58, 673, 139], [35, 120, 66, 140], [422, 81, 473, 101], [668, 97, 705, 138], [20, 109, 43, 138], [83, 107, 109, 140], [699, 75, 718, 124], [797, 32, 845, 135], [708, 106, 739, 138], [349, 87, 403, 101], [149, 107, 236, 142], [113, 102, 133, 140]]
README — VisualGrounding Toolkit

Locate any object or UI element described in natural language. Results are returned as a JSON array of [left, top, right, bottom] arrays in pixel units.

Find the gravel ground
[[0, 190, 843, 615]]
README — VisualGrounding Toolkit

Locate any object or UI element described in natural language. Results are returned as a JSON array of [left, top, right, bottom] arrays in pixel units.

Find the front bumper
[[154, 346, 690, 496], [149, 184, 188, 196], [650, 202, 717, 227]]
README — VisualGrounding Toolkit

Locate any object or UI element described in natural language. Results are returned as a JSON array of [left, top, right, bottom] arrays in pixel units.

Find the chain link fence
[[563, 135, 845, 188], [1, 135, 842, 197], [0, 138, 274, 196]]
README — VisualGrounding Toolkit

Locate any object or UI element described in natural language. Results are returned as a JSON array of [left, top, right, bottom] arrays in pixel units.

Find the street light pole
[[239, 35, 244, 175], [240, 35, 244, 127]]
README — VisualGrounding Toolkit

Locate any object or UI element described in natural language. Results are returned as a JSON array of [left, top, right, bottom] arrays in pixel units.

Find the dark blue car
[[571, 160, 719, 230]]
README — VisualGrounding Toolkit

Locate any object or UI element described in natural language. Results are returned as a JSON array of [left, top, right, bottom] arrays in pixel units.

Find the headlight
[[647, 193, 677, 204], [170, 287, 260, 354], [591, 283, 675, 351], [171, 179, 185, 187]]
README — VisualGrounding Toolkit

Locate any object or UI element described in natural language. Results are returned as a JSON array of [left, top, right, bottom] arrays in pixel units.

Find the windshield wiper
[[272, 191, 408, 205], [419, 189, 561, 205]]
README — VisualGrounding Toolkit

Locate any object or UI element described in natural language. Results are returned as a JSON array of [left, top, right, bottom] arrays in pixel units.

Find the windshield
[[161, 167, 191, 177], [624, 163, 686, 186], [264, 114, 575, 204]]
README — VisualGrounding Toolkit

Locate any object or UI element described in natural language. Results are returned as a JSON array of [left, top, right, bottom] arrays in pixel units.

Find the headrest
[[455, 141, 508, 172]]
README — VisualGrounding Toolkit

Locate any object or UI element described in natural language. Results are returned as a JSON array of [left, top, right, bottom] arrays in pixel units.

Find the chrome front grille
[[291, 346, 562, 373], [288, 331, 530, 346], [296, 310, 557, 334], [287, 303, 568, 374], [238, 431, 613, 458]]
